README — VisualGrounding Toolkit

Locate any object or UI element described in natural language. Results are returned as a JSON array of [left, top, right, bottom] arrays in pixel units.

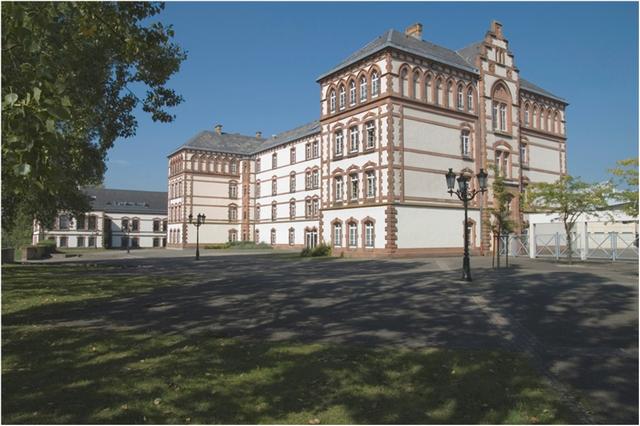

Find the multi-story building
[[33, 187, 168, 249], [167, 21, 568, 256]]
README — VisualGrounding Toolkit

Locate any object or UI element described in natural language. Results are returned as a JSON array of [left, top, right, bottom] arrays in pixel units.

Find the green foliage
[[527, 175, 610, 262], [300, 247, 312, 257], [608, 157, 639, 217], [204, 242, 273, 250], [0, 202, 33, 249], [311, 243, 332, 257], [486, 166, 516, 237], [1, 2, 186, 230], [204, 243, 232, 250]]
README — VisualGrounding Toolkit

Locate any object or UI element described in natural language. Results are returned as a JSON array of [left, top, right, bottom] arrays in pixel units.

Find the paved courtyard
[[11, 251, 639, 423]]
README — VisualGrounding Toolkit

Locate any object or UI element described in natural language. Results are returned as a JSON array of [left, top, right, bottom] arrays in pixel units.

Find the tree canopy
[[1, 2, 186, 229], [608, 157, 639, 217]]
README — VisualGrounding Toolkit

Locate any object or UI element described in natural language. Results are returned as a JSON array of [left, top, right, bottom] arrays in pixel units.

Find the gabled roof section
[[317, 29, 478, 82], [520, 78, 567, 104], [456, 41, 484, 67], [171, 120, 321, 157], [82, 187, 168, 215]]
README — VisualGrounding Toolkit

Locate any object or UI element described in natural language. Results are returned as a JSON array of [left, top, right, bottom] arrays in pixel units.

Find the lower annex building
[[33, 188, 168, 249], [167, 21, 568, 257]]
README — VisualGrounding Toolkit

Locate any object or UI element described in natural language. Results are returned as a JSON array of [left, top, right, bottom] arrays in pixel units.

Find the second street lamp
[[188, 213, 206, 260], [445, 168, 488, 281]]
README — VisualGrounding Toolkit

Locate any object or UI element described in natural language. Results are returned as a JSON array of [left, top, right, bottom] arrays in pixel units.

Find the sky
[[104, 1, 639, 191]]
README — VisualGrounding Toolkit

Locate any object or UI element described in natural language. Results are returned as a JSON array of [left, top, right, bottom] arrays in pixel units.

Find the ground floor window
[[348, 223, 357, 247], [162, 237, 167, 247], [132, 237, 139, 248], [88, 236, 95, 247], [365, 222, 374, 247], [334, 223, 342, 247], [59, 236, 67, 247], [153, 238, 160, 247], [255, 229, 260, 243], [229, 230, 238, 242], [271, 229, 276, 245], [288, 228, 295, 245], [121, 236, 129, 248], [77, 236, 85, 247]]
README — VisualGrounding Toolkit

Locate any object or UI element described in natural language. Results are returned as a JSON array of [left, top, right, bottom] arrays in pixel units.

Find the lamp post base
[[462, 256, 472, 281]]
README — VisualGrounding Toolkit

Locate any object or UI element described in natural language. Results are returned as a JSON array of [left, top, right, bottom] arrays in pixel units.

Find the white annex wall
[[396, 206, 481, 249]]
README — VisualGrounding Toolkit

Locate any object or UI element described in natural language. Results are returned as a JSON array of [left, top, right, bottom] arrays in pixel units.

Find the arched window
[[329, 89, 336, 113], [288, 228, 295, 246], [457, 84, 464, 110], [270, 228, 276, 245], [371, 71, 379, 97], [255, 204, 261, 221], [338, 85, 346, 110], [412, 71, 420, 99], [492, 82, 511, 132], [447, 81, 453, 107], [229, 182, 238, 199], [228, 205, 238, 221], [333, 222, 343, 247], [360, 75, 368, 101], [289, 172, 296, 193], [289, 200, 296, 219], [271, 202, 277, 221], [312, 169, 319, 189], [364, 221, 374, 248], [495, 148, 510, 178], [271, 176, 277, 196], [424, 74, 432, 103], [335, 130, 344, 156], [434, 78, 442, 105], [335, 175, 344, 202], [349, 80, 356, 106], [461, 130, 471, 157], [349, 126, 359, 152], [256, 180, 261, 198], [532, 106, 538, 128], [554, 111, 560, 134], [255, 229, 260, 243], [523, 103, 530, 126], [348, 222, 358, 247], [520, 142, 528, 165], [400, 68, 409, 97], [271, 152, 277, 169], [546, 110, 551, 132], [467, 87, 474, 111]]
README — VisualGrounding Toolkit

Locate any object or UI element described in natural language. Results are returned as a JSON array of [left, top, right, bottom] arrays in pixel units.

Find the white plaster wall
[[396, 205, 481, 248], [322, 205, 386, 248]]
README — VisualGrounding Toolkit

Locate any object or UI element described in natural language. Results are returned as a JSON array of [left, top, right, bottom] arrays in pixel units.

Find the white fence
[[499, 232, 638, 261]]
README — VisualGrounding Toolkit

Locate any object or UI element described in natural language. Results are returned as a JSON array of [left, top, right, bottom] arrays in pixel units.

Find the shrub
[[300, 247, 312, 257], [204, 243, 231, 250], [311, 243, 331, 257], [227, 241, 273, 250]]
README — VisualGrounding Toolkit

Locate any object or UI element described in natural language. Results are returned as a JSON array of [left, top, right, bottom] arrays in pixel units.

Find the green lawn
[[2, 264, 578, 424]]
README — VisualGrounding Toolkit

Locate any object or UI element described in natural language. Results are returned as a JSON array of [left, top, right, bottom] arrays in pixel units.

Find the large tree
[[1, 2, 186, 231], [608, 157, 639, 217], [526, 175, 610, 263]]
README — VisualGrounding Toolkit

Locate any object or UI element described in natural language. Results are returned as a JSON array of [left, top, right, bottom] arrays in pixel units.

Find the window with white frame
[[229, 182, 238, 199], [271, 202, 277, 221], [335, 130, 344, 156], [289, 200, 296, 219], [59, 236, 68, 247], [335, 176, 344, 202], [457, 86, 464, 110], [492, 102, 498, 129], [412, 71, 420, 99], [365, 121, 375, 149], [305, 198, 312, 218], [312, 140, 319, 158], [77, 236, 85, 247], [524, 107, 530, 126], [339, 85, 346, 109], [256, 205, 261, 220], [305, 143, 311, 160], [272, 177, 277, 196], [364, 222, 374, 247], [290, 172, 296, 192], [256, 181, 261, 198], [288, 228, 295, 245], [349, 80, 356, 105], [520, 143, 527, 164], [349, 126, 359, 152], [305, 171, 311, 190], [256, 158, 261, 172], [467, 87, 473, 111], [435, 79, 442, 105], [461, 130, 471, 157], [312, 198, 319, 217], [312, 169, 319, 189], [371, 71, 379, 97], [270, 229, 276, 245], [230, 161, 238, 174], [350, 173, 359, 201], [329, 89, 336, 113], [348, 223, 357, 247], [334, 222, 342, 247], [496, 150, 510, 176], [500, 104, 507, 131], [272, 152, 277, 169], [290, 147, 296, 164], [59, 214, 70, 230], [132, 218, 139, 231], [366, 170, 376, 198], [360, 76, 367, 101], [229, 205, 237, 221]]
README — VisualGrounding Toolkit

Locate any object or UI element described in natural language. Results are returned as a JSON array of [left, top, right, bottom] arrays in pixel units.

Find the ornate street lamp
[[188, 213, 206, 260], [445, 168, 488, 281]]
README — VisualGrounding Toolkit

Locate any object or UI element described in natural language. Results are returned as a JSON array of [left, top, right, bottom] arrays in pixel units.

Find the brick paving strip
[[470, 294, 595, 424]]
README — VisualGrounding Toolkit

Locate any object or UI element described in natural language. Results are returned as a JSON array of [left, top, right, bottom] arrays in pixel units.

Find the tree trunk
[[565, 223, 573, 265], [496, 226, 501, 268]]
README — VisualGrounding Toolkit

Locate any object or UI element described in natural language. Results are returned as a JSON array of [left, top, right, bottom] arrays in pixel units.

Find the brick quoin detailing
[[167, 21, 568, 257]]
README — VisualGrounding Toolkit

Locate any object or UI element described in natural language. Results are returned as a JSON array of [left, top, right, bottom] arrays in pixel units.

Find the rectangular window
[[500, 104, 507, 131], [305, 143, 311, 160], [77, 236, 85, 247], [289, 229, 295, 245], [312, 170, 319, 189], [121, 218, 129, 230], [290, 147, 296, 164], [365, 223, 374, 247], [87, 216, 96, 231], [312, 141, 319, 158], [256, 206, 260, 220], [256, 182, 261, 198], [162, 220, 167, 232], [272, 153, 277, 169], [88, 236, 95, 247], [461, 132, 471, 157], [290, 174, 296, 192], [312, 199, 319, 217], [153, 219, 160, 232], [230, 162, 238, 174], [229, 184, 238, 199], [271, 230, 276, 245], [366, 171, 376, 198], [256, 158, 261, 173], [290, 202, 296, 219], [350, 174, 359, 201], [132, 219, 139, 232], [335, 177, 344, 202], [365, 122, 375, 149], [59, 215, 69, 230], [153, 238, 160, 247], [76, 215, 85, 230], [520, 144, 527, 164], [305, 199, 312, 218], [349, 223, 357, 247], [334, 223, 342, 247], [492, 102, 498, 130], [272, 179, 277, 196], [121, 236, 128, 248], [335, 131, 344, 156], [132, 237, 139, 248], [349, 127, 359, 152], [271, 204, 277, 221], [59, 236, 68, 247]]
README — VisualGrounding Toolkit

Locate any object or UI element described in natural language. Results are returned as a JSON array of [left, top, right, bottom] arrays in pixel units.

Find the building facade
[[167, 21, 568, 256], [33, 188, 168, 249]]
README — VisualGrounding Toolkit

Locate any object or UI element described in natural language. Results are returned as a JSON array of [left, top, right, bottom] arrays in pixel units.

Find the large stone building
[[167, 21, 568, 256], [33, 188, 168, 249]]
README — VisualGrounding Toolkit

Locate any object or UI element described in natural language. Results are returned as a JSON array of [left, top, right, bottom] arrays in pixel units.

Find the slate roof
[[82, 187, 167, 215], [317, 29, 478, 81], [456, 41, 484, 67], [173, 120, 321, 157], [519, 78, 567, 103]]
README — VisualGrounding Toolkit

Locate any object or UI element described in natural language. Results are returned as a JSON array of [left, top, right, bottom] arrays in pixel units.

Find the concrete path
[[6, 252, 638, 423]]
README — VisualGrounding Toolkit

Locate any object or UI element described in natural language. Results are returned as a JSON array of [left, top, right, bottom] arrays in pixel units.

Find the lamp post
[[188, 213, 206, 260], [445, 168, 488, 281]]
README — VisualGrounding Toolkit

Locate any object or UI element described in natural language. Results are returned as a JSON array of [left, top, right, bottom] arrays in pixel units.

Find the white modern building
[[167, 21, 568, 257], [33, 188, 168, 249]]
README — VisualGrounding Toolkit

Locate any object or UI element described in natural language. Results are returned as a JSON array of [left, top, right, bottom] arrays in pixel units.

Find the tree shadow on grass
[[2, 326, 576, 424]]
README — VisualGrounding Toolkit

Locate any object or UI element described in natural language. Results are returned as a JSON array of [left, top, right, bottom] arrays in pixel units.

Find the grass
[[2, 264, 578, 424]]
